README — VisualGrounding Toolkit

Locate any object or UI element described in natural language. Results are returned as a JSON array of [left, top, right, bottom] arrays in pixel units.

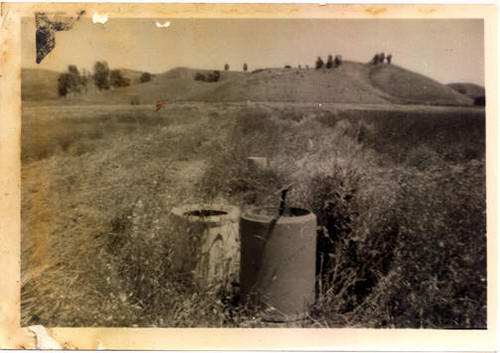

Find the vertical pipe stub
[[240, 207, 317, 322], [171, 204, 240, 287]]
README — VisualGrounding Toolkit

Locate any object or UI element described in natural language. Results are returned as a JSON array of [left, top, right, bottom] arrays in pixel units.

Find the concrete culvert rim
[[242, 206, 315, 224], [171, 204, 240, 224], [184, 209, 228, 217]]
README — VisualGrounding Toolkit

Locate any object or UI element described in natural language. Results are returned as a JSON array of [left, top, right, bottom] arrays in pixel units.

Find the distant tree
[[315, 57, 324, 69], [386, 54, 392, 64], [140, 72, 152, 83], [58, 73, 70, 97], [68, 65, 80, 76], [334, 55, 342, 67], [93, 61, 110, 90], [243, 63, 248, 72], [80, 68, 90, 92], [224, 63, 229, 71], [110, 70, 131, 88], [284, 65, 292, 69], [58, 64, 84, 97], [326, 55, 334, 69]]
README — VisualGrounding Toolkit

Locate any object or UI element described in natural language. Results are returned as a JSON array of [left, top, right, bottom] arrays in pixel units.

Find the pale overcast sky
[[22, 18, 484, 86]]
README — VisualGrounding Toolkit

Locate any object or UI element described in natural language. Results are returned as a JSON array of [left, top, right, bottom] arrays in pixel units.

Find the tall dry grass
[[22, 103, 486, 328], [200, 106, 486, 328]]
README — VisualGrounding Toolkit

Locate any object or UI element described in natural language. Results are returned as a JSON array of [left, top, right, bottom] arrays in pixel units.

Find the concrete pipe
[[240, 207, 317, 322], [171, 204, 240, 288]]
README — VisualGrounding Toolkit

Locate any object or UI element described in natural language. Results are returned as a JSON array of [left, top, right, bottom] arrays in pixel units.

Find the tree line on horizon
[[220, 52, 394, 73], [57, 61, 153, 97]]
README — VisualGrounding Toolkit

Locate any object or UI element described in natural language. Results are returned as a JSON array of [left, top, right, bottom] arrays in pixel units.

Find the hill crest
[[22, 63, 475, 107]]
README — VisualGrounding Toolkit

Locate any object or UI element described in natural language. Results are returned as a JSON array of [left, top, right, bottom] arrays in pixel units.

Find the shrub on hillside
[[194, 72, 206, 81], [110, 70, 131, 88], [194, 71, 221, 83], [140, 72, 152, 83], [474, 95, 485, 106]]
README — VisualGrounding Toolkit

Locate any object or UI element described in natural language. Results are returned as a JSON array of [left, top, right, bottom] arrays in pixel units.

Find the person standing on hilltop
[[372, 54, 380, 65], [386, 54, 392, 64], [379, 52, 385, 63]]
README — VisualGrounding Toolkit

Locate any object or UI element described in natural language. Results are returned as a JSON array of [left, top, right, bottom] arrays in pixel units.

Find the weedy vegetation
[[21, 103, 486, 328]]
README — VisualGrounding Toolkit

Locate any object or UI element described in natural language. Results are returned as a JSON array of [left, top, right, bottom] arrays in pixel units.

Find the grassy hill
[[23, 62, 475, 106], [21, 68, 151, 102], [84, 68, 247, 105], [189, 62, 396, 104], [447, 83, 485, 99], [370, 64, 473, 106], [21, 68, 61, 101]]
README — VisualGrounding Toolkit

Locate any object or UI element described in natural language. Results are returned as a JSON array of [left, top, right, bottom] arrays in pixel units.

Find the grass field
[[21, 102, 486, 328]]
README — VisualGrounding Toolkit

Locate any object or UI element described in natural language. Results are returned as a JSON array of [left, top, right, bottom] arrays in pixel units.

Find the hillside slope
[[77, 68, 247, 105], [370, 64, 473, 106], [188, 62, 398, 104], [115, 68, 148, 84], [22, 68, 61, 101], [22, 68, 149, 102], [447, 83, 485, 99]]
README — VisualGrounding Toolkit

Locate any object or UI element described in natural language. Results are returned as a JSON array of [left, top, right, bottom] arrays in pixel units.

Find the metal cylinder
[[171, 204, 240, 287], [240, 207, 317, 322]]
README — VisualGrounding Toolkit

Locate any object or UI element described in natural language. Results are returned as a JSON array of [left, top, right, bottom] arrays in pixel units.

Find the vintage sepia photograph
[[0, 4, 496, 349], [19, 12, 489, 330]]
